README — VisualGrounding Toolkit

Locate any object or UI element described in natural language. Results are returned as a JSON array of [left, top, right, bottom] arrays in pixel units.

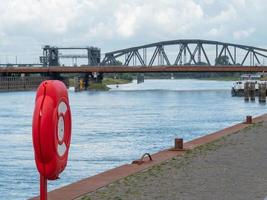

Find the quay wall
[[0, 76, 69, 92]]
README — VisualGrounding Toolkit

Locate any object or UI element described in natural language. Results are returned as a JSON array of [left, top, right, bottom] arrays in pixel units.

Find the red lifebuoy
[[32, 80, 72, 180]]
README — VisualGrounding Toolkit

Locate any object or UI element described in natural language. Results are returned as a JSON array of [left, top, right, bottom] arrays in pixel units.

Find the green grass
[[103, 78, 132, 85], [87, 78, 131, 91], [80, 196, 92, 200], [67, 77, 131, 91], [197, 76, 239, 81], [68, 78, 75, 87]]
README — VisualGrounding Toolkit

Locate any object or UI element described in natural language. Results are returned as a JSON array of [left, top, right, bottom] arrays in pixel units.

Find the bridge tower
[[87, 47, 101, 66], [40, 45, 60, 67], [40, 46, 101, 67]]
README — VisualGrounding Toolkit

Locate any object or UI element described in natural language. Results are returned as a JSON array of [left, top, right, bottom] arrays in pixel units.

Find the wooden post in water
[[244, 82, 249, 101], [74, 77, 80, 92], [259, 82, 267, 103], [249, 82, 256, 101]]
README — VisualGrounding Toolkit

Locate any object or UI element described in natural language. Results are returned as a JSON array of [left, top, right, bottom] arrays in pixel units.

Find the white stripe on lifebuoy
[[57, 143, 67, 157], [58, 101, 67, 114], [57, 101, 67, 157]]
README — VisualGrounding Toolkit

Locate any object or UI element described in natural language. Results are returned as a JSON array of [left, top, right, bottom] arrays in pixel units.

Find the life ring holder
[[32, 80, 72, 200]]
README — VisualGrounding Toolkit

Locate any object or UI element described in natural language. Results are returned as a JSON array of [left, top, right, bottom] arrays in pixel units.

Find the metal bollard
[[245, 115, 253, 124], [174, 138, 184, 150]]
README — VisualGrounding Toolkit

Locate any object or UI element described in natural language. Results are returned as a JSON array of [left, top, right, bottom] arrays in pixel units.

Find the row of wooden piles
[[244, 82, 267, 102]]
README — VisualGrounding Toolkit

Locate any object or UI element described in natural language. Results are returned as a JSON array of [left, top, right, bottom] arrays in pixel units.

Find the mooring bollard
[[259, 83, 267, 103], [245, 115, 253, 124], [174, 138, 184, 150], [244, 82, 249, 101], [249, 82, 256, 101]]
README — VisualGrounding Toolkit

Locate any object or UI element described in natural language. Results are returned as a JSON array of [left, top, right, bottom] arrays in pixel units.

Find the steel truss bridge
[[1, 39, 267, 74], [101, 39, 267, 67]]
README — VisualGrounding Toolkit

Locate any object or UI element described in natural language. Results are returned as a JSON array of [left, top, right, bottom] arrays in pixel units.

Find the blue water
[[0, 79, 266, 200]]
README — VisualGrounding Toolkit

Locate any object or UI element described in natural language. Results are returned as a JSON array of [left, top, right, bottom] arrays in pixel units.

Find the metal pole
[[40, 174, 47, 200], [234, 47, 236, 64], [198, 44, 201, 63], [215, 44, 218, 65]]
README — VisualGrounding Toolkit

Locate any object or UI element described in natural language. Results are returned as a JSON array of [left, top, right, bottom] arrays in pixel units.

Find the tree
[[215, 55, 230, 65], [196, 61, 208, 66]]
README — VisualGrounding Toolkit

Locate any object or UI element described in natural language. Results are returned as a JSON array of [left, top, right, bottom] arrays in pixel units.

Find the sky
[[0, 0, 266, 63]]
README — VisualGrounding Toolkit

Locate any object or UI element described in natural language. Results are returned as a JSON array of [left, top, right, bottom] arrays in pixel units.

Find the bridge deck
[[0, 66, 267, 74]]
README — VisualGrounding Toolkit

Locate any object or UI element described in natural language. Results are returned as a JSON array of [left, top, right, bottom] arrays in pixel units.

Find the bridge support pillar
[[47, 72, 69, 88], [91, 72, 103, 83], [49, 72, 62, 80], [74, 77, 80, 92], [74, 73, 89, 91], [137, 73, 145, 84], [74, 73, 103, 92], [84, 73, 90, 89]]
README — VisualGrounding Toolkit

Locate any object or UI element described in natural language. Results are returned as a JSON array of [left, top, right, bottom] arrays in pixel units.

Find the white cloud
[[233, 28, 255, 40], [209, 4, 237, 24], [203, 0, 215, 5], [0, 0, 266, 62], [208, 27, 224, 36], [115, 4, 142, 38], [231, 0, 247, 7], [0, 0, 77, 34], [114, 0, 204, 38]]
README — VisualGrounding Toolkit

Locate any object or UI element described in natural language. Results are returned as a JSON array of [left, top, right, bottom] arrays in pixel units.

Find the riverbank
[[68, 77, 132, 91], [87, 78, 132, 91], [89, 76, 238, 91], [80, 116, 267, 200], [103, 72, 241, 81], [197, 76, 238, 81]]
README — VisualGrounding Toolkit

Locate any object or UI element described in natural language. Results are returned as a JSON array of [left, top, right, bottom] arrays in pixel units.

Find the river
[[0, 79, 266, 200]]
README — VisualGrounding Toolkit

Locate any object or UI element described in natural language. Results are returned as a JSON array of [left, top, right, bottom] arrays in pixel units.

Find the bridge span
[[102, 39, 267, 67], [2, 39, 267, 92], [36, 39, 267, 68], [1, 66, 267, 74]]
